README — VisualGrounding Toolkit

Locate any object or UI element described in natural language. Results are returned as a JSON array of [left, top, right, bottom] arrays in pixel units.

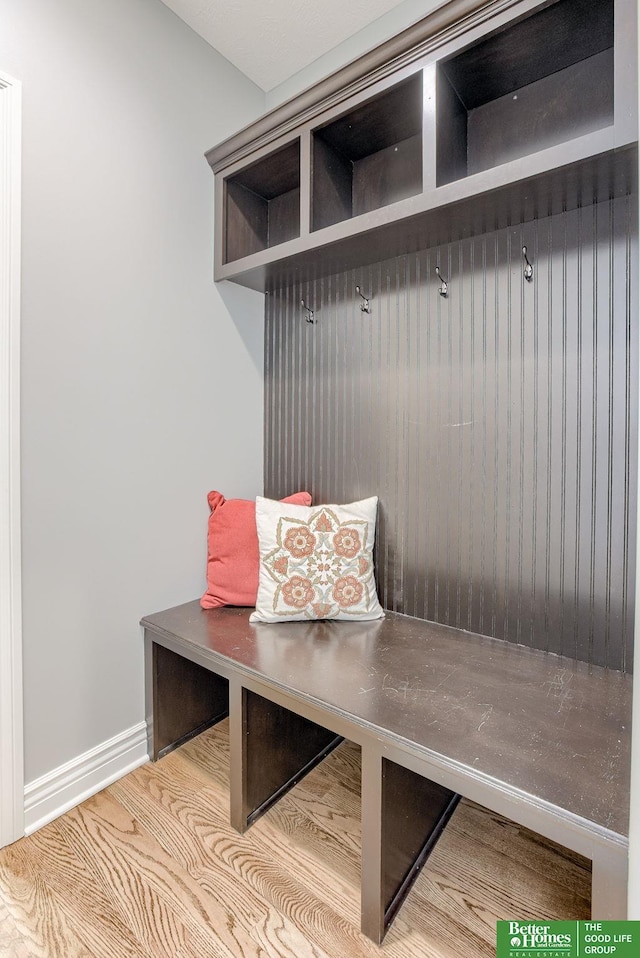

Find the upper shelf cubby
[[436, 0, 615, 185], [311, 72, 423, 231], [206, 0, 637, 291], [224, 139, 300, 264]]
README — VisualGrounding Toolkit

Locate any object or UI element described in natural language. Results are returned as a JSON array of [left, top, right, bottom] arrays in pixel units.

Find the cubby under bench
[[142, 601, 631, 943]]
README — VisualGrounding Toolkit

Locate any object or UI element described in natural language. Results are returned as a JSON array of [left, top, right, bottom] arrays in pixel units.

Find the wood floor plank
[[177, 722, 232, 793], [0, 831, 99, 958], [243, 765, 503, 958], [56, 790, 263, 958], [250, 910, 335, 958], [15, 818, 154, 958], [0, 897, 37, 958], [450, 799, 591, 890], [111, 734, 433, 958], [109, 757, 273, 934], [251, 796, 362, 925], [1, 721, 593, 958], [285, 783, 361, 854], [383, 904, 496, 958], [109, 755, 236, 876], [377, 804, 589, 958], [420, 813, 591, 921], [110, 744, 388, 958], [283, 737, 362, 802]]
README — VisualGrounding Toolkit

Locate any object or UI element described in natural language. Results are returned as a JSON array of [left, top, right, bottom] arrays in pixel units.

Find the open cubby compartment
[[224, 139, 300, 263], [436, 0, 615, 186], [311, 72, 423, 232]]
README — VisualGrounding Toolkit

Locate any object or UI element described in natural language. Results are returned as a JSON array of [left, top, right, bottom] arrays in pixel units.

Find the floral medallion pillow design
[[250, 496, 384, 623]]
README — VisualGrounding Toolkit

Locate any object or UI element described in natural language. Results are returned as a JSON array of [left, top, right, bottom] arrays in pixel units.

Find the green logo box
[[496, 920, 640, 958]]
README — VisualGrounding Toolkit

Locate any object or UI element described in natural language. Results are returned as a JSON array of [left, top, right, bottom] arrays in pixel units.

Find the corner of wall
[[265, 0, 445, 108]]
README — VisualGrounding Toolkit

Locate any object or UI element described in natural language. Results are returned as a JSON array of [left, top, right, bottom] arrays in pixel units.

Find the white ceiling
[[159, 0, 411, 91]]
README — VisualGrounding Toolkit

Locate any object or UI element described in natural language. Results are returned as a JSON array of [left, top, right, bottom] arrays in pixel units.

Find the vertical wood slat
[[264, 196, 637, 671]]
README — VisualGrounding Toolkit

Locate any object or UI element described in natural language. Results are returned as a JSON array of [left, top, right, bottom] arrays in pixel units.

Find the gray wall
[[0, 0, 265, 784], [265, 197, 638, 672], [265, 0, 445, 106]]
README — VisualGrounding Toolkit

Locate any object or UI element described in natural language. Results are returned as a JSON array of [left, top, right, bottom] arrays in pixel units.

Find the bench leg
[[361, 748, 385, 944], [361, 748, 460, 944], [229, 678, 342, 833], [145, 636, 229, 760], [591, 844, 628, 919]]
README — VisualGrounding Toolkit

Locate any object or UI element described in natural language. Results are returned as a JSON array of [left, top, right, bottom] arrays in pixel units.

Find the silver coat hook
[[355, 285, 371, 313], [300, 299, 315, 324], [435, 265, 448, 297], [522, 246, 534, 282]]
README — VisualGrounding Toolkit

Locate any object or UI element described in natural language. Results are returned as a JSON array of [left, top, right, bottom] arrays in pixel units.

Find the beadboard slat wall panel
[[264, 196, 638, 670]]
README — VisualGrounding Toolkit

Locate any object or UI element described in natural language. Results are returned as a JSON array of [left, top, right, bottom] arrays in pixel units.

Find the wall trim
[[0, 70, 24, 849], [24, 723, 148, 835]]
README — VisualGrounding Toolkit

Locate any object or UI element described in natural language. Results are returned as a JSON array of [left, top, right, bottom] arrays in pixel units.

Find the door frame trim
[[0, 69, 24, 849]]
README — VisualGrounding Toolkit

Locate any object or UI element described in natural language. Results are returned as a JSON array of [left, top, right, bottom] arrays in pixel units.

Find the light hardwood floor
[[0, 719, 590, 958]]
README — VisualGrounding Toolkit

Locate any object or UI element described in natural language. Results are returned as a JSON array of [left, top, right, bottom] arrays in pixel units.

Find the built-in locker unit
[[207, 0, 638, 673]]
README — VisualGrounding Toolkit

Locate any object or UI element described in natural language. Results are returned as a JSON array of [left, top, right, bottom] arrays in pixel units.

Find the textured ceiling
[[159, 0, 411, 91]]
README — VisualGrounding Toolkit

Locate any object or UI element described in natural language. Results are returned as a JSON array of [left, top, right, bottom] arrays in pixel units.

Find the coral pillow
[[200, 490, 312, 609]]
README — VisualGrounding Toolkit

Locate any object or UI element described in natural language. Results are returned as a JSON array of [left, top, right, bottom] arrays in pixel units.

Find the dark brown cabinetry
[[207, 0, 637, 291], [436, 0, 615, 183], [223, 139, 300, 263], [311, 73, 423, 230]]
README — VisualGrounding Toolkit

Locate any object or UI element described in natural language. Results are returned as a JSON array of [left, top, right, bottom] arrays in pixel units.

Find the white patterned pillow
[[250, 496, 384, 623]]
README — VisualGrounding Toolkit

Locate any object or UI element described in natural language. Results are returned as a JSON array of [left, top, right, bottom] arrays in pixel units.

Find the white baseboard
[[24, 722, 149, 835]]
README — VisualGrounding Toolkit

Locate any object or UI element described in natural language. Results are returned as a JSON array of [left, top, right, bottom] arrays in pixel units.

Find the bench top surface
[[142, 600, 632, 839]]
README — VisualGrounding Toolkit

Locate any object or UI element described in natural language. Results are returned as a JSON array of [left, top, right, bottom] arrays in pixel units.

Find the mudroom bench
[[142, 600, 632, 944]]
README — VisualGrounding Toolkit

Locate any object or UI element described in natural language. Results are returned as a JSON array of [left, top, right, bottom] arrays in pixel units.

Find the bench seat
[[142, 600, 632, 942]]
